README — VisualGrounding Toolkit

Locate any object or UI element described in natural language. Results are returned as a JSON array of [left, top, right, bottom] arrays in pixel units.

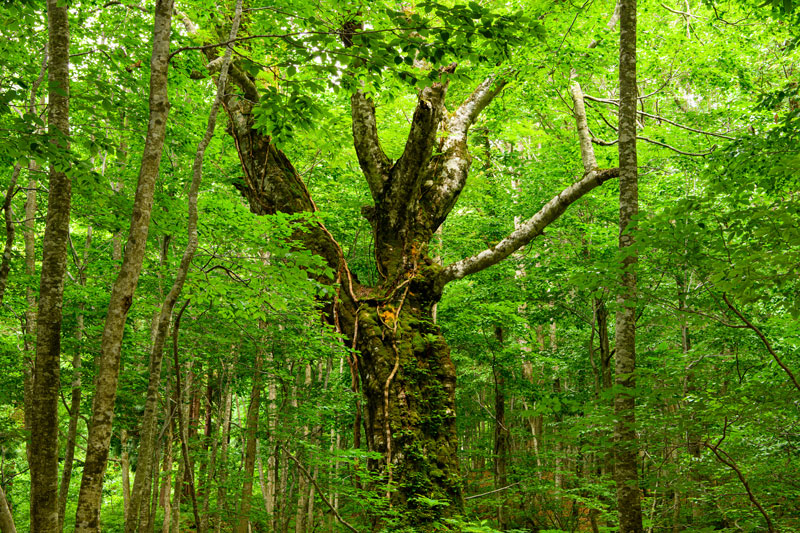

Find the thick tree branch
[[387, 81, 449, 204], [570, 82, 597, 172], [446, 74, 507, 147], [351, 91, 392, 198], [422, 75, 508, 228], [436, 168, 619, 290]]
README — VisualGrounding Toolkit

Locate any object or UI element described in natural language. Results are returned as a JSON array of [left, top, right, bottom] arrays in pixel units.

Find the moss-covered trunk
[[354, 262, 461, 526]]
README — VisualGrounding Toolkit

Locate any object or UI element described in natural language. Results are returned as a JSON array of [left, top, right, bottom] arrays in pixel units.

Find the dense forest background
[[0, 0, 798, 531]]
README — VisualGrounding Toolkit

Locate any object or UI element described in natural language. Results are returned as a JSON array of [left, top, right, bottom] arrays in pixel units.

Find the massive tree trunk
[[74, 1, 174, 529], [29, 0, 70, 530], [614, 0, 645, 529], [202, 17, 618, 524]]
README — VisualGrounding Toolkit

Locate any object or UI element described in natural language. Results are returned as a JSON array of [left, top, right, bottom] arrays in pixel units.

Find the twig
[[722, 293, 800, 393], [591, 135, 717, 156], [583, 94, 736, 140], [465, 482, 520, 500], [281, 445, 361, 533]]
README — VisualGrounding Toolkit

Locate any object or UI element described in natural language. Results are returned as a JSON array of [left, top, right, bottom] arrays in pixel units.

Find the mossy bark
[[354, 269, 462, 526]]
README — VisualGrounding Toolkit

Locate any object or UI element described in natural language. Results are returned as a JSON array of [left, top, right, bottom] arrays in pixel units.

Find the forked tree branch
[[389, 80, 449, 199], [436, 85, 615, 290]]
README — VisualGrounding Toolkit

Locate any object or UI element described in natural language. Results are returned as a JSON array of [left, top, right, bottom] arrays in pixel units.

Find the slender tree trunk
[[74, 2, 174, 529], [22, 162, 38, 465], [0, 165, 22, 305], [215, 366, 233, 533], [172, 306, 201, 529], [200, 371, 218, 533], [0, 484, 16, 533], [120, 430, 131, 521], [126, 3, 241, 527], [493, 328, 509, 530], [58, 227, 91, 530], [235, 353, 263, 533], [29, 0, 70, 528], [160, 422, 174, 533], [264, 355, 278, 525], [614, 0, 644, 528], [168, 422, 183, 533]]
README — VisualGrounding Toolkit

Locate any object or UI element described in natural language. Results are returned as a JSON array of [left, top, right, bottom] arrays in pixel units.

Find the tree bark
[[614, 0, 644, 528], [235, 353, 262, 533], [29, 0, 70, 529], [0, 484, 16, 533], [126, 3, 241, 529], [74, 1, 174, 529]]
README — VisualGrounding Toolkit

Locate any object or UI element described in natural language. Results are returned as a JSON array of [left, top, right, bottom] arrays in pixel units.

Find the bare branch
[[722, 293, 800, 393], [584, 94, 736, 140], [437, 168, 619, 290], [281, 445, 362, 533], [703, 441, 776, 532], [591, 134, 717, 156]]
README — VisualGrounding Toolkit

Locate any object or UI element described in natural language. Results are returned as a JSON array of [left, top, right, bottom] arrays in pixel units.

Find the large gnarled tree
[[187, 12, 620, 525]]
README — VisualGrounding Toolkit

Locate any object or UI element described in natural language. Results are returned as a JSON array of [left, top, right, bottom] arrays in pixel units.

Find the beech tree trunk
[[74, 1, 174, 529], [614, 0, 645, 529], [126, 4, 241, 529], [29, 0, 70, 529]]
